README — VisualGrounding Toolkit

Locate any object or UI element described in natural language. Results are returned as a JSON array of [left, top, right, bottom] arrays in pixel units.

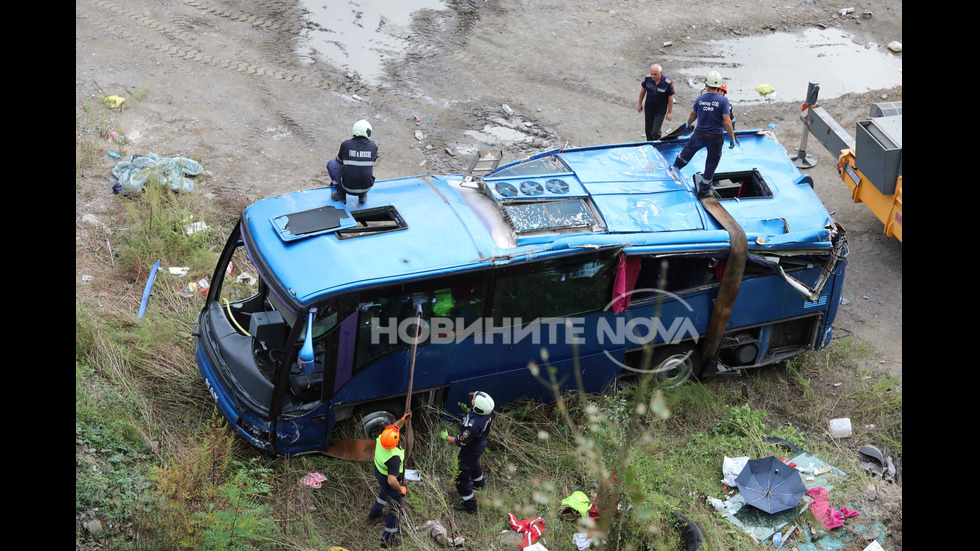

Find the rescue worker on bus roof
[[328, 119, 379, 205], [671, 70, 739, 197], [369, 412, 410, 548], [439, 391, 495, 513]]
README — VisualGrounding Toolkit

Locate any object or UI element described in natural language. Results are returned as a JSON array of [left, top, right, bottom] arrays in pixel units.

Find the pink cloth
[[806, 487, 859, 530], [611, 255, 641, 314]]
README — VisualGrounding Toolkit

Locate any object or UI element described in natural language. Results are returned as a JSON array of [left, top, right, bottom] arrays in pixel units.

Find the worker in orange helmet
[[369, 412, 411, 548]]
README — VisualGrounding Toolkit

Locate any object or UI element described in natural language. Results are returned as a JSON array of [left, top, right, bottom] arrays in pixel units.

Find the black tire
[[358, 400, 404, 439]]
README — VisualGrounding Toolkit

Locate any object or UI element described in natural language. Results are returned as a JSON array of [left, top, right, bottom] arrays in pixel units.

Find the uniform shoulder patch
[[664, 77, 672, 84]]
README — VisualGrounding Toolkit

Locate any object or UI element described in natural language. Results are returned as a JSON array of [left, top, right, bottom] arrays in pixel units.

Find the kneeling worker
[[439, 391, 495, 513], [369, 413, 410, 547]]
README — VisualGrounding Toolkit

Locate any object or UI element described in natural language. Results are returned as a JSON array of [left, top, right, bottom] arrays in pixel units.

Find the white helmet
[[352, 119, 373, 138], [471, 391, 495, 415], [705, 70, 724, 88]]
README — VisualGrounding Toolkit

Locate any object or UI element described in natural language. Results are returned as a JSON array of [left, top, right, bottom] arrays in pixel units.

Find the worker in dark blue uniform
[[637, 64, 675, 141], [328, 119, 378, 205], [672, 70, 738, 197], [439, 391, 494, 513], [369, 414, 410, 548]]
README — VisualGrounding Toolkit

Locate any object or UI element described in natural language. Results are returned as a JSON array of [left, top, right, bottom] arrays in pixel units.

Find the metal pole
[[789, 82, 819, 169]]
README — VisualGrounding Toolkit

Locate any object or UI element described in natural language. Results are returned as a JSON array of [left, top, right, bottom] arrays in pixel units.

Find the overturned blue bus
[[195, 130, 848, 456]]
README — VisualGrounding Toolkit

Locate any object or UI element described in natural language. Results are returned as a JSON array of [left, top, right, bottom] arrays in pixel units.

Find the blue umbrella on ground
[[734, 456, 807, 514]]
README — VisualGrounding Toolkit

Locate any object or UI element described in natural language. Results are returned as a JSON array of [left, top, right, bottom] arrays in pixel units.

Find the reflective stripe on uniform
[[344, 160, 376, 166], [384, 527, 399, 534]]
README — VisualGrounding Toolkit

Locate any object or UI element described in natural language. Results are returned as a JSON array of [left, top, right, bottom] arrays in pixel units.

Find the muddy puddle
[[297, 0, 447, 85], [668, 28, 902, 104]]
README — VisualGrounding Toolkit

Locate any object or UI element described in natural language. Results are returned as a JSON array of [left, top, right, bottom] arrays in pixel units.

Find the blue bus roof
[[243, 131, 837, 306]]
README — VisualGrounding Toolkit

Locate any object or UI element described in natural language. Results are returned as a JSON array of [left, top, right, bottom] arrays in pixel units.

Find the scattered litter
[[864, 541, 885, 551], [103, 95, 126, 108], [722, 456, 749, 486], [502, 104, 514, 115], [414, 116, 421, 125], [806, 487, 859, 530], [405, 469, 421, 482], [185, 221, 209, 235], [839, 7, 854, 16], [414, 130, 424, 141], [507, 514, 546, 549], [887, 41, 902, 53], [768, 122, 776, 130], [107, 152, 122, 159], [111, 152, 204, 194], [416, 520, 450, 546], [524, 543, 548, 551], [572, 533, 592, 550], [169, 267, 190, 277], [559, 491, 592, 520], [828, 418, 852, 438], [662, 41, 672, 47], [754, 83, 776, 99], [81, 275, 95, 282], [688, 78, 697, 88], [138, 261, 161, 319], [862, 11, 872, 19], [351, 94, 363, 101], [840, 297, 851, 305], [299, 472, 326, 488], [236, 272, 257, 286], [445, 147, 456, 156]]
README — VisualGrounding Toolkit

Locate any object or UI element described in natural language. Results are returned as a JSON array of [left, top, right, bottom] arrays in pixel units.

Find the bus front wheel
[[359, 401, 404, 439]]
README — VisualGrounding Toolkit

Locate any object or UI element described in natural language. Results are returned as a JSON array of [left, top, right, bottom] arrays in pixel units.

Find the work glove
[[400, 485, 407, 495], [729, 136, 740, 149], [439, 429, 449, 440], [400, 412, 412, 422]]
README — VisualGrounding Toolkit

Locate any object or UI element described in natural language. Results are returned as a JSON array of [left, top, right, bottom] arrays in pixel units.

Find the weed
[[114, 180, 224, 276]]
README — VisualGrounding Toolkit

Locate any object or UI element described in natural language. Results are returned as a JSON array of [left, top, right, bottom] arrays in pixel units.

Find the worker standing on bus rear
[[672, 70, 738, 197], [328, 119, 378, 205], [439, 391, 494, 513], [369, 413, 410, 548], [637, 63, 674, 141]]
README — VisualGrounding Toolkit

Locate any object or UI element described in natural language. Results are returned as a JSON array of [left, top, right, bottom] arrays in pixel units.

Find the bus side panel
[[727, 268, 833, 329], [442, 348, 624, 417]]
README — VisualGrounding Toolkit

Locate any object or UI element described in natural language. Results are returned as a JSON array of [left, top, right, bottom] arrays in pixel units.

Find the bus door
[[270, 297, 359, 456]]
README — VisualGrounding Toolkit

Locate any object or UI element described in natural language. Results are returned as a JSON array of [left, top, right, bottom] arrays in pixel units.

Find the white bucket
[[828, 418, 852, 438]]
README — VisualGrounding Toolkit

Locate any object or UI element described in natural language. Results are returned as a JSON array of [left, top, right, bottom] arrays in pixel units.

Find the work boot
[[380, 535, 401, 548], [332, 191, 345, 202], [358, 193, 368, 205], [453, 501, 477, 514]]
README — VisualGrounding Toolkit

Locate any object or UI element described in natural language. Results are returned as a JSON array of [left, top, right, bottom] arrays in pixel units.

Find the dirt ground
[[76, 0, 901, 545]]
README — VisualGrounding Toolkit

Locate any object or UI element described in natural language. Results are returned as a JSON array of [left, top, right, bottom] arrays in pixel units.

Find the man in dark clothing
[[328, 119, 378, 205], [672, 70, 738, 197], [637, 64, 675, 141], [369, 414, 409, 548], [439, 391, 494, 513]]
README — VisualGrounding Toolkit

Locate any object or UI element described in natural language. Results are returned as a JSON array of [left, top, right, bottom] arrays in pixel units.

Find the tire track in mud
[[80, 0, 360, 94]]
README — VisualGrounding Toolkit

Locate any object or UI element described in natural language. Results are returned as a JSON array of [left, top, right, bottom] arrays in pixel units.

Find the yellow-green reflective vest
[[374, 438, 405, 476]]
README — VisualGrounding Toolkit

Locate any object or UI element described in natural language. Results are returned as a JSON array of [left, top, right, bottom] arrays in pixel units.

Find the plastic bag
[[722, 456, 749, 486]]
